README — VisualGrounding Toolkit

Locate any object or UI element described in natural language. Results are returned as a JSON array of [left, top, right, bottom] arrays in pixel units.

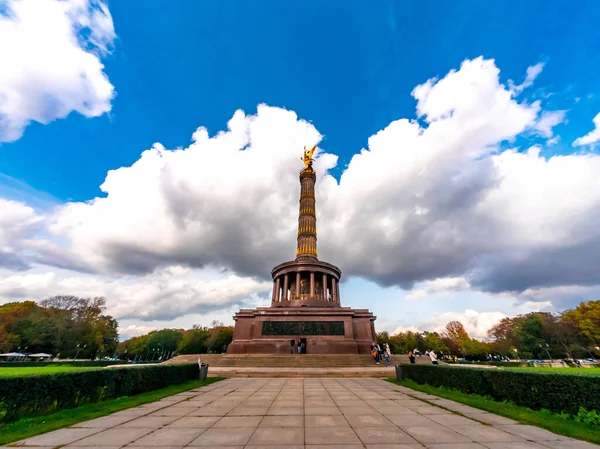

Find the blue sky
[[1, 0, 600, 339], [4, 0, 600, 202]]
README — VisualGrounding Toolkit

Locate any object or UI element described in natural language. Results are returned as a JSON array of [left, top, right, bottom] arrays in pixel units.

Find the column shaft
[[275, 277, 281, 302], [283, 274, 289, 301], [331, 278, 337, 304], [322, 273, 327, 301], [310, 272, 315, 297], [295, 272, 300, 298]]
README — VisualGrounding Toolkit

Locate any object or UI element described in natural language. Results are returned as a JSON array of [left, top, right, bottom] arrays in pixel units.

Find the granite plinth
[[227, 306, 376, 355]]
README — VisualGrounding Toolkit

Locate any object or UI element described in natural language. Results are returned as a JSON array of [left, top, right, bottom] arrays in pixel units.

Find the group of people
[[407, 349, 439, 365], [290, 338, 306, 354], [370, 342, 392, 366]]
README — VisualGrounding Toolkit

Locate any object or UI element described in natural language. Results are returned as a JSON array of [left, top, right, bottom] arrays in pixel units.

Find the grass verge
[[387, 378, 600, 445], [0, 377, 224, 445], [0, 366, 105, 377]]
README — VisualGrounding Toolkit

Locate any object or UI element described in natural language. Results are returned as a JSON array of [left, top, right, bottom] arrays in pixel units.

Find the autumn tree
[[563, 300, 600, 353], [0, 298, 118, 358]]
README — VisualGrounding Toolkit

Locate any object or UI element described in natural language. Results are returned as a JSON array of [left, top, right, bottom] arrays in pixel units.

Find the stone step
[[205, 366, 396, 378], [166, 354, 434, 368]]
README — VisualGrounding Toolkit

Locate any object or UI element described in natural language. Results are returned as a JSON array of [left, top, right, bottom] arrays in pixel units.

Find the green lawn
[[388, 378, 600, 445], [0, 377, 224, 445], [0, 366, 105, 377]]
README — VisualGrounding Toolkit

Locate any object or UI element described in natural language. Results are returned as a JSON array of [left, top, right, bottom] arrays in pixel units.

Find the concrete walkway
[[11, 378, 599, 449]]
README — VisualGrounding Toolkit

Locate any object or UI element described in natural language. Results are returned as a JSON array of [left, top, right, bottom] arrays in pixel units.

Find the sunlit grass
[[0, 366, 105, 377]]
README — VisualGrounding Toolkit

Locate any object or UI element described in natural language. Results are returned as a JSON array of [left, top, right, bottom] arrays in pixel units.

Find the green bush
[[401, 364, 600, 416], [0, 364, 198, 421]]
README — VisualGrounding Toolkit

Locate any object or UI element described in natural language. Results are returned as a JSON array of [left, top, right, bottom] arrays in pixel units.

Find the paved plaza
[[11, 378, 599, 449]]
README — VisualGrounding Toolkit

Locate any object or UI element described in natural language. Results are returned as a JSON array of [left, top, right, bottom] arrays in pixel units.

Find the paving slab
[[481, 443, 552, 449], [304, 426, 363, 445], [538, 440, 600, 449], [467, 413, 520, 425], [212, 416, 262, 427], [15, 428, 103, 447], [364, 445, 425, 449], [116, 415, 177, 428], [495, 424, 572, 441], [248, 427, 304, 445], [354, 426, 419, 444], [403, 425, 473, 444], [187, 427, 254, 446], [259, 414, 304, 427], [69, 427, 154, 446], [453, 425, 526, 443], [71, 415, 135, 428], [164, 416, 220, 427], [128, 427, 205, 446], [11, 377, 600, 448]]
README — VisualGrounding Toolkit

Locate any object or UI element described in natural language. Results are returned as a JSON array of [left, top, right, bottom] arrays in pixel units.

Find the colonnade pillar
[[283, 274, 289, 301]]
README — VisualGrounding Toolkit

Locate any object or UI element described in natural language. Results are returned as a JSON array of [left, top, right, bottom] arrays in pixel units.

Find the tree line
[[0, 296, 118, 359], [116, 321, 233, 360], [1, 296, 598, 361], [377, 300, 600, 360]]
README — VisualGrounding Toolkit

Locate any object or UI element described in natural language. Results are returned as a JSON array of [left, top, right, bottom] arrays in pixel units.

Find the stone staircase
[[166, 353, 432, 368]]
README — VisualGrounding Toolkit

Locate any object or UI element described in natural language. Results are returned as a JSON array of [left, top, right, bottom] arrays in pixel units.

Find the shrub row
[[0, 364, 199, 421], [400, 364, 600, 416]]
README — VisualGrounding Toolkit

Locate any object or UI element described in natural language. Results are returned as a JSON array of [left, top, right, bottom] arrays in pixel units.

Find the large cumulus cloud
[[4, 56, 600, 321], [45, 58, 600, 293]]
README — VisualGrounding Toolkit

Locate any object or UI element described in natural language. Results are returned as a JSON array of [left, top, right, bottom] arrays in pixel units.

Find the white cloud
[[573, 112, 600, 146], [405, 277, 470, 301], [0, 199, 42, 270], [509, 62, 545, 94], [119, 324, 158, 339], [391, 325, 420, 335], [392, 309, 506, 339], [0, 0, 115, 142], [533, 110, 566, 138], [429, 309, 507, 339], [0, 264, 271, 321]]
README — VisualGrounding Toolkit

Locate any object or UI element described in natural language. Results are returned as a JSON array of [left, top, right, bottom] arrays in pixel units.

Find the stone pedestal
[[227, 306, 376, 355]]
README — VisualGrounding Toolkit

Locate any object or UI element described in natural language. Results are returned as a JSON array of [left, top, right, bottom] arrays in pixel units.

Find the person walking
[[383, 343, 391, 367], [376, 342, 383, 364], [408, 351, 416, 364], [428, 349, 439, 365]]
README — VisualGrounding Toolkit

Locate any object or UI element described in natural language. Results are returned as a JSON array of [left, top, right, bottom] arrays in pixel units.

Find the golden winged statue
[[301, 144, 317, 168]]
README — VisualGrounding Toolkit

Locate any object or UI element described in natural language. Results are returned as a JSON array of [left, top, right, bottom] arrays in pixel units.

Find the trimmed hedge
[[0, 364, 198, 421], [400, 364, 600, 416]]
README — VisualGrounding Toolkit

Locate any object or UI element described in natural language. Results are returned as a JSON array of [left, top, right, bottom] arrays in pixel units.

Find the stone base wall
[[227, 306, 377, 355]]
